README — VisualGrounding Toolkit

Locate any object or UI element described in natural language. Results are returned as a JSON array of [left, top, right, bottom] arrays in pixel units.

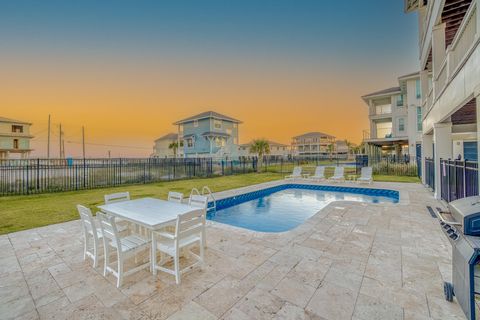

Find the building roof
[[154, 133, 178, 142], [240, 140, 288, 147], [404, 0, 419, 13], [173, 111, 242, 125], [398, 71, 420, 80], [361, 87, 401, 100], [0, 117, 32, 125], [292, 132, 335, 139]]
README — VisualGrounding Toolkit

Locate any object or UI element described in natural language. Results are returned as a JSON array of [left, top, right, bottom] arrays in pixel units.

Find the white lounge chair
[[285, 166, 304, 179], [307, 166, 326, 181], [328, 166, 345, 182], [77, 205, 103, 268], [356, 167, 373, 184], [168, 191, 184, 203], [97, 212, 151, 288], [153, 209, 205, 284]]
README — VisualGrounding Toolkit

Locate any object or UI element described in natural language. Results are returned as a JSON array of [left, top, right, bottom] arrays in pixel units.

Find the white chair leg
[[83, 233, 89, 261], [117, 255, 123, 288], [200, 241, 205, 264], [174, 254, 180, 285], [103, 244, 109, 276], [93, 239, 99, 268], [152, 237, 158, 276]]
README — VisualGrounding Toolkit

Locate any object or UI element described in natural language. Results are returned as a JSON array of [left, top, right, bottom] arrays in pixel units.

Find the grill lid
[[449, 196, 480, 236]]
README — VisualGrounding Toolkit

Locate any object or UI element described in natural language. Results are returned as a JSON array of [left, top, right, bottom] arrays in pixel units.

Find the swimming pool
[[207, 184, 399, 232]]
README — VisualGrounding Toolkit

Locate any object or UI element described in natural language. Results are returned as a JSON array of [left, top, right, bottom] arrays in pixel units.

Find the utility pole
[[47, 115, 51, 159], [82, 126, 86, 159], [59, 124, 62, 158]]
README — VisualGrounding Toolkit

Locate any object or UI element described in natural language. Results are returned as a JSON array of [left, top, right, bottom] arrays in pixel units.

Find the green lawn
[[0, 171, 420, 235]]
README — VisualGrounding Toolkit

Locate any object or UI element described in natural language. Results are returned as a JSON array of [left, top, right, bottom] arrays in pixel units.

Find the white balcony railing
[[449, 4, 477, 75], [432, 2, 477, 102]]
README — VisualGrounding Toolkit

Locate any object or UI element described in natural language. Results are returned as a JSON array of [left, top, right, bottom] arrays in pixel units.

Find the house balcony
[[423, 0, 479, 133]]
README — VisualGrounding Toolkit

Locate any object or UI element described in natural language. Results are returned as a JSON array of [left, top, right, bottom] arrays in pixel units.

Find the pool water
[[207, 186, 398, 232]]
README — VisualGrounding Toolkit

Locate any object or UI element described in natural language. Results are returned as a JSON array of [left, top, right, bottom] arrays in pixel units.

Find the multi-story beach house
[[362, 72, 423, 162], [238, 140, 290, 158], [152, 133, 183, 158], [174, 111, 241, 158], [0, 117, 33, 159], [405, 0, 479, 198], [291, 132, 336, 156]]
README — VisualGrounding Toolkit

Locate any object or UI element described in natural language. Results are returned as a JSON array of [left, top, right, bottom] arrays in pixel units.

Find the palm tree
[[249, 139, 270, 172], [327, 143, 335, 161], [168, 141, 183, 158]]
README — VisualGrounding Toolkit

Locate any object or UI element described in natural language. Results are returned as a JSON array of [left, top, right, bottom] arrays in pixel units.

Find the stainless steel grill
[[436, 196, 480, 320]]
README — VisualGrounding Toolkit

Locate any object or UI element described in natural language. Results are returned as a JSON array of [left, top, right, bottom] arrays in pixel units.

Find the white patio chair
[[188, 194, 208, 248], [77, 205, 103, 268], [189, 194, 208, 209], [168, 191, 184, 203], [153, 209, 205, 284], [307, 166, 326, 181], [285, 166, 305, 179], [104, 192, 130, 233], [356, 167, 373, 184], [97, 212, 151, 288], [328, 166, 345, 182]]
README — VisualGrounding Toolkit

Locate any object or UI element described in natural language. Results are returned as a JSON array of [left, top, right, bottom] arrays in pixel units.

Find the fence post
[[221, 160, 225, 176], [36, 158, 40, 192], [83, 158, 86, 188], [464, 161, 467, 198]]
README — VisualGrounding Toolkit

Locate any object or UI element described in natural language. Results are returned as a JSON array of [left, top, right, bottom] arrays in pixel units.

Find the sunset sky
[[1, 0, 419, 157]]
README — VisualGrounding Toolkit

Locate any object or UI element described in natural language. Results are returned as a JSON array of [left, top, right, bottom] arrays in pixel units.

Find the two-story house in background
[[174, 111, 241, 158], [0, 117, 33, 159], [362, 72, 423, 162], [152, 133, 184, 158], [238, 140, 290, 158], [291, 132, 336, 156]]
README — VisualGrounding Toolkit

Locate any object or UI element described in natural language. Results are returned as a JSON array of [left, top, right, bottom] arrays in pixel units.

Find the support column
[[476, 94, 480, 188], [433, 122, 453, 199], [422, 134, 433, 185]]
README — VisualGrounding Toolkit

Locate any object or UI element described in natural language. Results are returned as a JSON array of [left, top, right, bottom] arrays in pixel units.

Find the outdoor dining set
[[77, 190, 209, 288]]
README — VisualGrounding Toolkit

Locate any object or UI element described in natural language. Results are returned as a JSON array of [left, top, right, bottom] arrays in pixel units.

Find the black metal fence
[[0, 156, 357, 196], [0, 158, 259, 196], [425, 157, 435, 190], [440, 159, 479, 202]]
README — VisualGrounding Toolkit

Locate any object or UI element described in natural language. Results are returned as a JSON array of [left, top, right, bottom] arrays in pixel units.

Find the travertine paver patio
[[0, 180, 466, 319]]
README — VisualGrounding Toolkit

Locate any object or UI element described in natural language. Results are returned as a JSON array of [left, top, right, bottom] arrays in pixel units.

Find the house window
[[233, 137, 238, 144], [13, 139, 19, 149], [179, 125, 184, 133], [12, 125, 23, 133], [416, 79, 421, 99], [226, 129, 232, 135], [398, 118, 405, 132], [416, 107, 422, 131], [233, 123, 237, 129], [214, 120, 222, 129], [215, 138, 225, 147], [193, 120, 198, 127], [396, 95, 404, 107], [186, 138, 194, 148], [464, 141, 478, 161]]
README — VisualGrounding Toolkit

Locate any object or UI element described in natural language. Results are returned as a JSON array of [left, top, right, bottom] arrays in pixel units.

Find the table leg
[[151, 231, 156, 274]]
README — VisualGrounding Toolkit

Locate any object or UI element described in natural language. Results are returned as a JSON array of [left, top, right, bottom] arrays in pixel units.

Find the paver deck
[[0, 180, 466, 319]]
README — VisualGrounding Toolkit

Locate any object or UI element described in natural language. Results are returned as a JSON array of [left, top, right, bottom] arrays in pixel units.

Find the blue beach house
[[174, 111, 241, 158]]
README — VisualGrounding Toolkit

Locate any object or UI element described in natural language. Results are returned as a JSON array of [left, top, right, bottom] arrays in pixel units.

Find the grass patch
[[373, 175, 421, 183], [0, 173, 282, 235]]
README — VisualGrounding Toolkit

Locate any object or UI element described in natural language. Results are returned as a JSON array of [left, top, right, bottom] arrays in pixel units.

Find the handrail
[[189, 188, 200, 199], [201, 186, 216, 211]]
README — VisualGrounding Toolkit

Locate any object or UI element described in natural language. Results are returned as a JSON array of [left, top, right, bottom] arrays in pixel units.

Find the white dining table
[[98, 197, 199, 272]]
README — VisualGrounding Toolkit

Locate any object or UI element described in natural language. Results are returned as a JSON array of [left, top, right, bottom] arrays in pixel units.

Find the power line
[[66, 140, 152, 150]]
